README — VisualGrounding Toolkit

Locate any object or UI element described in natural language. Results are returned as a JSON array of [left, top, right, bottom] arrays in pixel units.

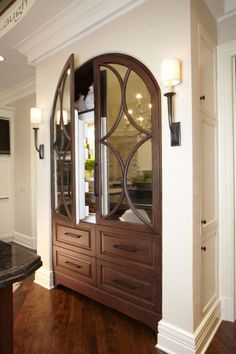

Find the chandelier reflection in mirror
[[123, 92, 152, 136]]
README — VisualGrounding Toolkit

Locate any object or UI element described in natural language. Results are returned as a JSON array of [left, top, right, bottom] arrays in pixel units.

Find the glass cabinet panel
[[98, 62, 153, 226], [51, 55, 74, 219]]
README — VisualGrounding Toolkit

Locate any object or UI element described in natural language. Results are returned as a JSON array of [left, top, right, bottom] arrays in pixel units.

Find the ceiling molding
[[0, 77, 35, 105], [14, 0, 146, 65], [218, 8, 236, 21]]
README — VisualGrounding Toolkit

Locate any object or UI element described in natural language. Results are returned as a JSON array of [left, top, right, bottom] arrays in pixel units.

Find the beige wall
[[11, 95, 35, 244]]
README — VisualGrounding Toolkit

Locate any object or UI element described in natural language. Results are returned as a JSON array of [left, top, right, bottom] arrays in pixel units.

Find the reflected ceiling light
[[0, 56, 5, 62]]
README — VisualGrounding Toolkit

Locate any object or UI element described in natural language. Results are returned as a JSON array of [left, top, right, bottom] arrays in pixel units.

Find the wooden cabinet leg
[[0, 285, 13, 354]]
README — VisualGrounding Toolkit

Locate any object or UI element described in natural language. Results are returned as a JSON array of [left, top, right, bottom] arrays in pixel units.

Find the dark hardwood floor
[[13, 277, 236, 354]]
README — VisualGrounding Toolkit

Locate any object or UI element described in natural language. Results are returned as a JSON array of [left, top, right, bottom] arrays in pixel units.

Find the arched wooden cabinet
[[51, 53, 162, 330]]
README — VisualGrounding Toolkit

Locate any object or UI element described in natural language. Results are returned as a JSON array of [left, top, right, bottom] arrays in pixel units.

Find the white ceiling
[[0, 0, 236, 103]]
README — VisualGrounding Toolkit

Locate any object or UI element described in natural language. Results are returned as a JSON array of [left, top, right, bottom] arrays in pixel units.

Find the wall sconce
[[30, 107, 44, 159], [161, 58, 181, 146]]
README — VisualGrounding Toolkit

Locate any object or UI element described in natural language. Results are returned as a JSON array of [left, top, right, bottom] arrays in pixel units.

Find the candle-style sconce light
[[161, 58, 181, 146], [30, 107, 44, 159]]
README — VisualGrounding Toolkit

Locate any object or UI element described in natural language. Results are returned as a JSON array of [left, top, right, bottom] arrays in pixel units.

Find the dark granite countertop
[[0, 241, 42, 288]]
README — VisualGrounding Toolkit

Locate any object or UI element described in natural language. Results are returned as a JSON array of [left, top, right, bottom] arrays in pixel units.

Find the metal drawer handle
[[201, 246, 206, 251], [201, 220, 207, 225], [113, 279, 137, 290], [0, 197, 9, 200], [113, 244, 137, 253], [200, 95, 205, 101], [65, 261, 82, 269], [64, 232, 82, 239]]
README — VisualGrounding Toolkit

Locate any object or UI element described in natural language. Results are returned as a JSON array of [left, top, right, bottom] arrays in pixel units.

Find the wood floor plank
[[13, 277, 236, 354], [13, 278, 163, 354]]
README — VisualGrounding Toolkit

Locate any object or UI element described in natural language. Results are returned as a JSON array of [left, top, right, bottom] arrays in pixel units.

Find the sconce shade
[[30, 107, 42, 124], [161, 58, 181, 87]]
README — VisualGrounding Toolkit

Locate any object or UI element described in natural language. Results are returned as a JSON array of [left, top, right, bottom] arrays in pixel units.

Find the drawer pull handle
[[113, 244, 137, 253], [113, 279, 137, 290], [201, 246, 206, 251], [201, 220, 207, 225], [64, 232, 82, 239], [65, 261, 82, 269]]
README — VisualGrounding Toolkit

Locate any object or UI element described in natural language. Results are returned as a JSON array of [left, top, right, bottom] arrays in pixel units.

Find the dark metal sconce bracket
[[164, 92, 181, 146], [33, 127, 44, 159]]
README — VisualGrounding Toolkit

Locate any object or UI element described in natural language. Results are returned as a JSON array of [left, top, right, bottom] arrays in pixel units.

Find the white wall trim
[[34, 267, 54, 290], [157, 300, 221, 354], [217, 40, 236, 322], [194, 300, 221, 353], [0, 234, 13, 242], [14, 0, 146, 64], [218, 9, 236, 22], [13, 232, 36, 250], [157, 320, 195, 354], [0, 77, 36, 106]]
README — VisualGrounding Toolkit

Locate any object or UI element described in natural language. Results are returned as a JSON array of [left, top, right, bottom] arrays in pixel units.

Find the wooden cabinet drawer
[[97, 260, 159, 310], [55, 224, 95, 254], [97, 226, 160, 270], [54, 247, 96, 285]]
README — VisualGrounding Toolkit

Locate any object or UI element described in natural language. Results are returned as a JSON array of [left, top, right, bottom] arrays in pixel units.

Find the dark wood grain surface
[[13, 276, 236, 354], [13, 277, 164, 354]]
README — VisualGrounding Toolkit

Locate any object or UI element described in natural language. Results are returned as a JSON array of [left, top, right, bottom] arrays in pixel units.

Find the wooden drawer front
[[98, 230, 154, 267], [54, 247, 96, 285], [97, 261, 156, 309], [56, 224, 92, 251]]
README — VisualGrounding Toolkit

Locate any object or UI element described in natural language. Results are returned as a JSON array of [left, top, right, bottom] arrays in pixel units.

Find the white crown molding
[[14, 0, 146, 65], [0, 77, 35, 106], [218, 8, 236, 21]]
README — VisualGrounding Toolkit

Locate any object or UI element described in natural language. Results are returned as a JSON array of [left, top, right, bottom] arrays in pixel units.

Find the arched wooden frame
[[50, 54, 75, 222], [93, 53, 162, 234]]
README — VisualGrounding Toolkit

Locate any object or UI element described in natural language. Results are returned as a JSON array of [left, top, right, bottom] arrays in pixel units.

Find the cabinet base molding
[[34, 267, 54, 289], [157, 300, 221, 354], [55, 271, 160, 331], [221, 296, 235, 322]]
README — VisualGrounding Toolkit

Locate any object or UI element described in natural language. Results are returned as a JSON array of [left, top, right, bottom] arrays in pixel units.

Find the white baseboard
[[13, 232, 36, 249], [221, 296, 235, 322], [195, 299, 221, 353], [34, 266, 54, 290], [157, 300, 221, 354], [157, 321, 196, 354], [0, 233, 14, 242]]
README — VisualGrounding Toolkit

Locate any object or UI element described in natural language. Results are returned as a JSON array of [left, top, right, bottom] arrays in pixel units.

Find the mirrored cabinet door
[[51, 54, 75, 220], [95, 56, 161, 232]]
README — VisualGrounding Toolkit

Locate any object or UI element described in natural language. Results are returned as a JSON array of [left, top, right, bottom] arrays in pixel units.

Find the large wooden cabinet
[[51, 53, 162, 330]]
